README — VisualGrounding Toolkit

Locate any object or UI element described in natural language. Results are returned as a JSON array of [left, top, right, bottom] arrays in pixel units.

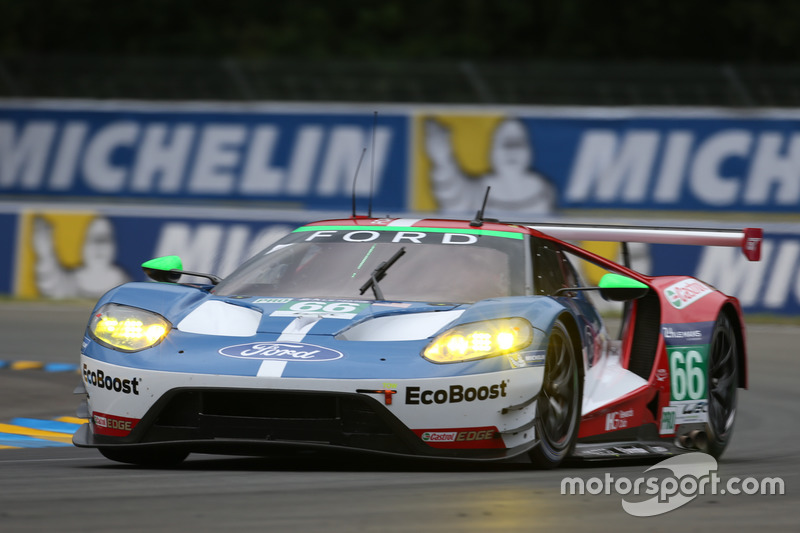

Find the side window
[[533, 240, 566, 295], [560, 250, 581, 288]]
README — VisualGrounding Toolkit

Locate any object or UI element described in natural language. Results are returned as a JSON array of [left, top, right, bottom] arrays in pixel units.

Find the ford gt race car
[[72, 215, 762, 468]]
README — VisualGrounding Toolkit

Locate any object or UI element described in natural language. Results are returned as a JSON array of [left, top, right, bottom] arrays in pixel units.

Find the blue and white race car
[[73, 216, 761, 467]]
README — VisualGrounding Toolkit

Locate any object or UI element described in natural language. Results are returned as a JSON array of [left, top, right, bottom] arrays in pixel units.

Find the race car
[[72, 215, 762, 467]]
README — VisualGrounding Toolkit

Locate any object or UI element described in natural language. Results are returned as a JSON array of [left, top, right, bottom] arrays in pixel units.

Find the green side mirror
[[598, 273, 649, 301], [142, 255, 183, 283]]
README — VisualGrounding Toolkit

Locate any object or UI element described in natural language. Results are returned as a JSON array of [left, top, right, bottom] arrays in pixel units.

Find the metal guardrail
[[2, 55, 800, 107]]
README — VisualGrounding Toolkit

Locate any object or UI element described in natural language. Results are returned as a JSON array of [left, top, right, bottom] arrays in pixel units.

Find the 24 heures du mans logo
[[219, 342, 343, 361]]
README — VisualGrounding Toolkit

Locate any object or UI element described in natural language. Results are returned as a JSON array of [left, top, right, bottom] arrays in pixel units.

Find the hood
[[85, 283, 555, 380], [175, 295, 465, 341]]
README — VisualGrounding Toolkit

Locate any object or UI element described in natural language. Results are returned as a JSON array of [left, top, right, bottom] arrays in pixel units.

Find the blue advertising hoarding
[[0, 213, 16, 294], [0, 102, 409, 212], [410, 110, 800, 214], [3, 101, 800, 214]]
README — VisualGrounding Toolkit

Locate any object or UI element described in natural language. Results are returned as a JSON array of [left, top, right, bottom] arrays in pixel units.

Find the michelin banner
[[412, 110, 800, 214], [6, 204, 800, 315], [0, 102, 409, 211], [3, 100, 800, 213]]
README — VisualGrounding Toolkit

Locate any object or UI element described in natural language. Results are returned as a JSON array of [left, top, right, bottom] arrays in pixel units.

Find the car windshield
[[214, 226, 527, 303]]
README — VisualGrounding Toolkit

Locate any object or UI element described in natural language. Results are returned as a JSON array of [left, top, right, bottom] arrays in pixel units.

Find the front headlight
[[423, 317, 534, 363], [89, 303, 171, 352]]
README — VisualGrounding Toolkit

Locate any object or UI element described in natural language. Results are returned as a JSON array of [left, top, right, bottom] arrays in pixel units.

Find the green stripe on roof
[[293, 225, 524, 239]]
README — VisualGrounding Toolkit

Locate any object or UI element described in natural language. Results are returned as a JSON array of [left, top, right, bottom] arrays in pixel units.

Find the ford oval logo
[[218, 342, 343, 362]]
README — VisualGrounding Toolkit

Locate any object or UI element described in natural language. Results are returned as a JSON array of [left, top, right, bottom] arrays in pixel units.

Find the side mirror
[[141, 256, 222, 285], [142, 256, 183, 283], [598, 273, 649, 301]]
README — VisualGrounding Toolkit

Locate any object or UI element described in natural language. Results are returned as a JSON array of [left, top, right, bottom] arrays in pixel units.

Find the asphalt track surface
[[0, 301, 796, 532]]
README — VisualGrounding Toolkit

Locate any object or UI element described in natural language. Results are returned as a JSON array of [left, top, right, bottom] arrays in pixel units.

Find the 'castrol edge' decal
[[219, 342, 343, 362], [664, 279, 713, 309]]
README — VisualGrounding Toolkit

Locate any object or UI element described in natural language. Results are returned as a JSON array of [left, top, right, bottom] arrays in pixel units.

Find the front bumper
[[74, 356, 544, 460]]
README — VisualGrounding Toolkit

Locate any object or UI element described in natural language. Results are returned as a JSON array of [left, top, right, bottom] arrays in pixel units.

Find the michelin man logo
[[32, 215, 130, 299], [423, 117, 557, 215]]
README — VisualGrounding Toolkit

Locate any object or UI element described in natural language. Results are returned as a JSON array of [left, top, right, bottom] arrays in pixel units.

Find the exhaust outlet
[[689, 430, 708, 451], [678, 430, 709, 450]]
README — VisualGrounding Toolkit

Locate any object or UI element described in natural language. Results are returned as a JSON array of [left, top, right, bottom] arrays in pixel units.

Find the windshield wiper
[[359, 247, 406, 300]]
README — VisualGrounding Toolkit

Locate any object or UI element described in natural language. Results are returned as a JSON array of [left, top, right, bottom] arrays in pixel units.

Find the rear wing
[[520, 222, 762, 261]]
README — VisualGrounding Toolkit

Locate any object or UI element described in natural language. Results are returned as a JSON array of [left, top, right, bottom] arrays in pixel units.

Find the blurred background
[[2, 0, 800, 105], [0, 0, 797, 315]]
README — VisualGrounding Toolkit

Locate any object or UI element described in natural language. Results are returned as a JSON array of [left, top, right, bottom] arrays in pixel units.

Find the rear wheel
[[529, 320, 581, 469], [706, 312, 739, 459], [98, 446, 189, 467]]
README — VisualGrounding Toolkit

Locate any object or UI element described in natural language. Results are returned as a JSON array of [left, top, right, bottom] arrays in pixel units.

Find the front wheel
[[529, 320, 581, 469]]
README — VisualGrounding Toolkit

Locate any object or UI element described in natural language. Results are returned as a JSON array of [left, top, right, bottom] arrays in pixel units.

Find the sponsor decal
[[420, 431, 458, 443], [82, 364, 140, 395], [356, 385, 398, 405], [414, 426, 504, 449], [584, 445, 670, 457], [664, 279, 713, 309], [508, 350, 546, 368], [254, 297, 294, 304], [523, 351, 546, 366], [660, 406, 678, 434], [91, 411, 139, 437], [661, 322, 714, 345], [405, 381, 507, 405], [616, 446, 650, 455], [584, 447, 621, 457], [507, 354, 527, 369], [219, 341, 343, 362], [662, 327, 702, 340], [669, 400, 709, 426], [605, 408, 635, 431]]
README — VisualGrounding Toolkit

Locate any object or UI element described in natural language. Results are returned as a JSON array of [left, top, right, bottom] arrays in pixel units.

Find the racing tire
[[98, 446, 189, 467], [529, 320, 581, 469], [705, 312, 739, 459]]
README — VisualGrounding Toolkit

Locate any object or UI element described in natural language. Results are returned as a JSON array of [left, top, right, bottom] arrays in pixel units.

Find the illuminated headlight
[[423, 317, 534, 363], [89, 303, 171, 352]]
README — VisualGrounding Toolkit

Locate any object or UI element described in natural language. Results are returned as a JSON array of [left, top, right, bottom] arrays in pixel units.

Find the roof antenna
[[470, 186, 492, 227], [350, 148, 367, 217], [368, 111, 377, 218]]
